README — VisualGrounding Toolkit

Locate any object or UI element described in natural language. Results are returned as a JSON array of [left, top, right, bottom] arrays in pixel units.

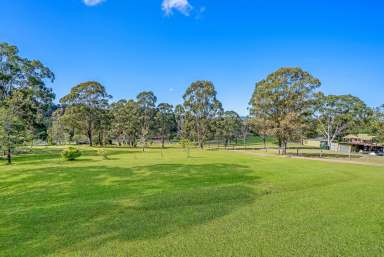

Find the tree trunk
[[161, 135, 165, 149], [88, 129, 93, 147], [142, 136, 145, 152], [69, 128, 75, 143], [98, 131, 102, 146], [263, 136, 267, 151], [7, 147, 11, 165], [199, 140, 204, 149], [278, 138, 282, 155], [283, 142, 287, 155]]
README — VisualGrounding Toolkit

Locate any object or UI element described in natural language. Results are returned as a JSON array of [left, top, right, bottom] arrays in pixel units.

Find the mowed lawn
[[1, 147, 384, 257]]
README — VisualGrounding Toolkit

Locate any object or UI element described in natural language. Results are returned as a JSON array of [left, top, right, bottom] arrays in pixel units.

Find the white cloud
[[162, 0, 193, 16], [83, 0, 105, 6]]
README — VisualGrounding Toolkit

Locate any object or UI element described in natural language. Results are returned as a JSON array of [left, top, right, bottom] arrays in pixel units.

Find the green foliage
[[249, 67, 321, 153], [111, 99, 140, 147], [315, 93, 373, 144], [217, 111, 242, 147], [0, 106, 26, 164], [372, 105, 384, 142], [61, 147, 82, 161], [60, 81, 111, 146], [136, 91, 157, 150], [174, 104, 186, 139], [179, 138, 192, 148], [156, 103, 176, 148], [0, 42, 54, 163], [183, 80, 223, 149], [179, 138, 192, 157]]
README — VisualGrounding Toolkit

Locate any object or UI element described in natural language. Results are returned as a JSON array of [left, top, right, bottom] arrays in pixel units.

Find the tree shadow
[[6, 148, 138, 166], [1, 163, 262, 257]]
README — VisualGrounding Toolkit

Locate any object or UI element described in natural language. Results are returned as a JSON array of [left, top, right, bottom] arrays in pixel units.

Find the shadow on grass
[[0, 163, 261, 257], [5, 148, 148, 166]]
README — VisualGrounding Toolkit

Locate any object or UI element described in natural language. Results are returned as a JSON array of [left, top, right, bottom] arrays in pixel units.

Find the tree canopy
[[183, 80, 223, 149], [60, 81, 111, 146], [0, 42, 55, 163], [136, 91, 157, 151], [250, 67, 321, 154], [315, 94, 372, 145]]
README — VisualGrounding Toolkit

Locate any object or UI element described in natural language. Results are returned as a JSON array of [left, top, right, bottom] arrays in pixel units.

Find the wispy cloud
[[83, 0, 105, 7], [162, 0, 193, 16]]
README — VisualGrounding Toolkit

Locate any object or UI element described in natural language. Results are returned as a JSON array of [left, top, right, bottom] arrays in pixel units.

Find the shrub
[[97, 149, 109, 160], [179, 138, 192, 158], [180, 138, 191, 149], [61, 147, 82, 161]]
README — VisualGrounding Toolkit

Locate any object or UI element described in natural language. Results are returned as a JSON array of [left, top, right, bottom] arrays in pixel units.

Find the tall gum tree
[[220, 111, 242, 148], [156, 103, 175, 148], [0, 42, 54, 164], [174, 104, 186, 139], [136, 91, 157, 151], [315, 94, 372, 146], [249, 67, 321, 154], [183, 80, 223, 149], [60, 81, 111, 146], [111, 99, 140, 147]]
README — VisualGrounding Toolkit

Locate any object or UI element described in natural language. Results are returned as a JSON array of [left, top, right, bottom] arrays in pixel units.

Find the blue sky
[[2, 0, 384, 115]]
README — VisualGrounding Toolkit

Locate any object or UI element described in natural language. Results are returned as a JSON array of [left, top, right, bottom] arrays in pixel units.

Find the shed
[[303, 138, 329, 149]]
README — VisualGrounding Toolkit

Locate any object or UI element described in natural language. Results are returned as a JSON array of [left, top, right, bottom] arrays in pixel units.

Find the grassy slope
[[1, 147, 384, 257]]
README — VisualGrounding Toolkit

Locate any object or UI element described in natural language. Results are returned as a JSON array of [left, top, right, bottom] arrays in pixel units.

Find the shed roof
[[343, 134, 376, 141]]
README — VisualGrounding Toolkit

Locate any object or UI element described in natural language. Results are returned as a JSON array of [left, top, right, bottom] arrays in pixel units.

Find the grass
[[1, 146, 384, 257]]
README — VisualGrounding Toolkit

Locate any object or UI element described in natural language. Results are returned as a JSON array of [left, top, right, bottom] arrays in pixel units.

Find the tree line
[[1, 42, 384, 163], [50, 80, 244, 151]]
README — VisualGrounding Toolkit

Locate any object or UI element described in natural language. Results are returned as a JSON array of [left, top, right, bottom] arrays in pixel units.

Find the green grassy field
[[1, 146, 384, 257]]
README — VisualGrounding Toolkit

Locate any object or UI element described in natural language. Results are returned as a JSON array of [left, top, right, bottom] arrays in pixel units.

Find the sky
[[2, 0, 384, 115]]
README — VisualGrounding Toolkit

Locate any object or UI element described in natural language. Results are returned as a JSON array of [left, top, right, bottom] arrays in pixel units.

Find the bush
[[179, 138, 192, 158], [61, 147, 82, 161], [180, 138, 191, 149], [97, 149, 109, 160]]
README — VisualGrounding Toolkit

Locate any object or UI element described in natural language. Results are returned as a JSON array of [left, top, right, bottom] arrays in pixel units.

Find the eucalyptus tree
[[95, 107, 112, 146], [136, 91, 157, 151], [111, 99, 140, 147], [240, 117, 250, 149], [60, 81, 111, 146], [371, 105, 384, 143], [110, 100, 125, 145], [156, 103, 176, 148], [0, 94, 26, 164], [174, 104, 186, 139], [248, 117, 269, 150], [183, 80, 223, 149], [0, 42, 54, 163], [315, 94, 371, 146], [249, 67, 321, 154], [221, 111, 242, 148], [48, 108, 68, 145], [378, 105, 384, 142]]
